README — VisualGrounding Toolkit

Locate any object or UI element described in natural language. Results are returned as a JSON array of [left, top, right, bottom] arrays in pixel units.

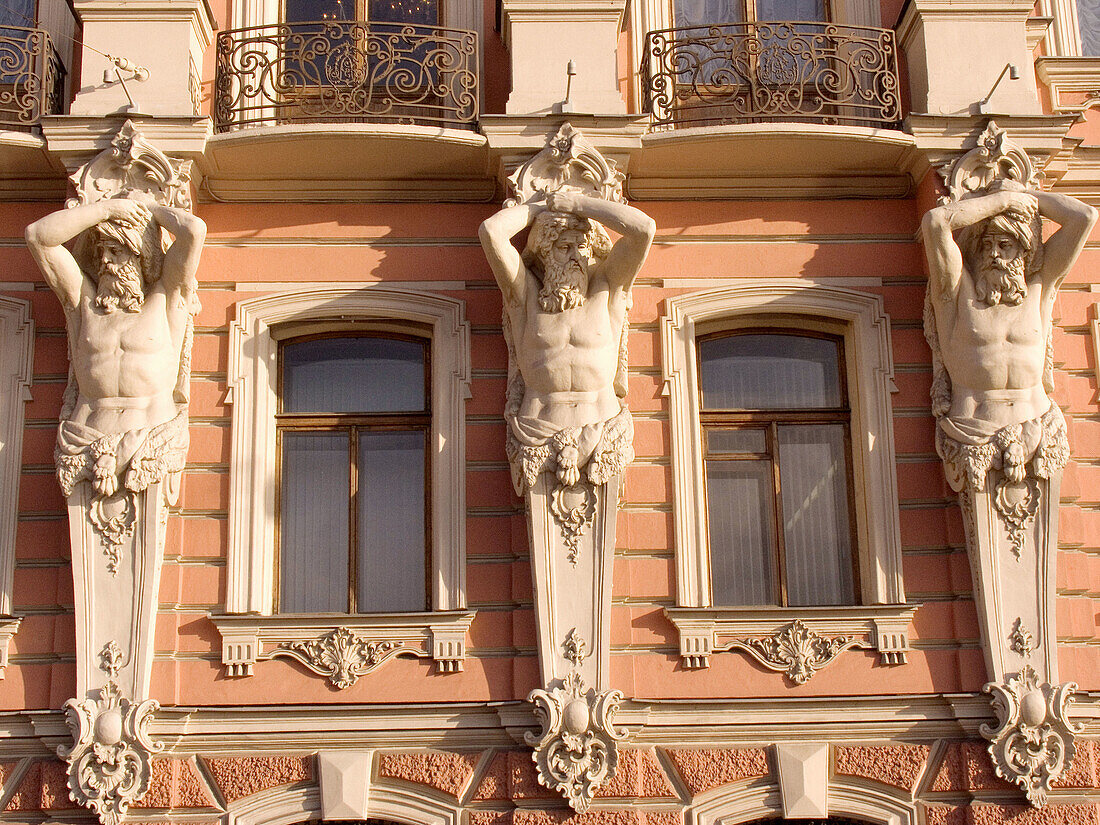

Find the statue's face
[[99, 237, 132, 269], [982, 231, 1023, 267], [549, 229, 590, 274]]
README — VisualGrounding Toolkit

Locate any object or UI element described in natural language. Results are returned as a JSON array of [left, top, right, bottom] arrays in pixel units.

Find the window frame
[[697, 326, 861, 608], [213, 287, 473, 680], [660, 283, 914, 671], [274, 331, 433, 614], [0, 296, 30, 673]]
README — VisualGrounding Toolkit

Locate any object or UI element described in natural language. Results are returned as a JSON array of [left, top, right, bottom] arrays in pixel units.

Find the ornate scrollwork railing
[[0, 26, 66, 128], [215, 20, 478, 131], [642, 21, 901, 129]]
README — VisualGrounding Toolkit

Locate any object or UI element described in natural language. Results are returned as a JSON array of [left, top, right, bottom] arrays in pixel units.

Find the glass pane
[[0, 0, 32, 27], [705, 459, 776, 605], [283, 336, 426, 414], [755, 0, 825, 20], [357, 431, 426, 612], [778, 424, 855, 606], [707, 428, 767, 454], [699, 333, 842, 410], [1080, 0, 1100, 56], [280, 432, 350, 612], [369, 0, 439, 24], [284, 0, 354, 23], [675, 0, 743, 27]]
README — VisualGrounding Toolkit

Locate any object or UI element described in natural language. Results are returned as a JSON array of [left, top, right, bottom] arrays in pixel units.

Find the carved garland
[[725, 620, 870, 685], [272, 627, 424, 689]]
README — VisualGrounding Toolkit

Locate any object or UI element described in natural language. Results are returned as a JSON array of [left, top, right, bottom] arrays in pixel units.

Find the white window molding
[[660, 282, 912, 671], [0, 297, 32, 620], [1037, 0, 1084, 56], [221, 287, 471, 674]]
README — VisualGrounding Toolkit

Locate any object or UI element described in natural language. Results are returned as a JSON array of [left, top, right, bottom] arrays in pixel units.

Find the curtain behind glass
[[357, 431, 426, 612], [1079, 0, 1100, 55], [283, 337, 425, 413], [705, 460, 776, 604], [755, 0, 825, 20], [280, 433, 350, 612], [778, 424, 854, 606], [699, 334, 841, 410], [675, 0, 743, 27]]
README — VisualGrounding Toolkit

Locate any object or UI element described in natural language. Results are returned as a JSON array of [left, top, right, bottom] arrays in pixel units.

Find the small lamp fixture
[[978, 63, 1020, 114], [103, 55, 150, 112]]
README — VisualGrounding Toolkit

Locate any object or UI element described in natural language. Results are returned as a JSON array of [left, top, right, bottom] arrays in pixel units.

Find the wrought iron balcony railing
[[0, 26, 66, 129], [215, 21, 478, 132], [642, 21, 901, 130]]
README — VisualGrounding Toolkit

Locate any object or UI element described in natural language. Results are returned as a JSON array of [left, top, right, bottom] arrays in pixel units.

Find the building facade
[[0, 0, 1099, 822]]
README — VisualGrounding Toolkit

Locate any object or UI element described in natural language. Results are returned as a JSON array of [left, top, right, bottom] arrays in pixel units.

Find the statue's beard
[[538, 259, 586, 313], [96, 259, 145, 313], [976, 256, 1027, 306]]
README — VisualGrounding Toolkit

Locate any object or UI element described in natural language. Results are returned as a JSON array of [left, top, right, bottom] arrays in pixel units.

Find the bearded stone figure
[[922, 182, 1094, 490], [25, 195, 204, 507], [481, 190, 653, 494], [922, 127, 1098, 807]]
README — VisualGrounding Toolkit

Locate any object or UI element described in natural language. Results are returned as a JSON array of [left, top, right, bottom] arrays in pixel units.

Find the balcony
[[214, 20, 479, 132], [641, 21, 901, 130], [0, 26, 65, 129]]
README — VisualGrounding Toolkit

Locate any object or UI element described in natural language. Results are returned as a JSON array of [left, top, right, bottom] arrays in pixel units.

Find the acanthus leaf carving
[[938, 120, 1041, 205], [272, 626, 416, 688], [1009, 618, 1035, 658], [57, 680, 162, 825], [981, 666, 1080, 806], [99, 641, 122, 678], [526, 672, 626, 813], [505, 123, 626, 208], [728, 620, 867, 685]]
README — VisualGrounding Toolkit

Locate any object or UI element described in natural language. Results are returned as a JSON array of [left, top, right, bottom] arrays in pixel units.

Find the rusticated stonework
[[378, 750, 481, 798], [131, 758, 215, 809], [471, 813, 683, 825], [1052, 740, 1099, 788], [930, 742, 1018, 792], [594, 748, 678, 799], [925, 804, 1100, 825], [833, 744, 930, 791], [664, 747, 769, 795], [202, 756, 311, 803], [5, 759, 72, 811], [471, 751, 557, 800]]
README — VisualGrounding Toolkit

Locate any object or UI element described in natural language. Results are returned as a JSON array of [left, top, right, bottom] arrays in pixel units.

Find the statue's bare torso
[[512, 271, 627, 430], [70, 277, 187, 437]]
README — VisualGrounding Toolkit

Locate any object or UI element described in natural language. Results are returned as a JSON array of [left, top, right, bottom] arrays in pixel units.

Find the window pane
[[705, 460, 776, 605], [778, 424, 854, 606], [755, 0, 825, 20], [285, 0, 354, 22], [707, 428, 767, 454], [357, 431, 426, 612], [280, 433, 350, 612], [283, 336, 426, 413], [369, 0, 439, 24], [675, 0, 743, 27], [699, 333, 842, 410]]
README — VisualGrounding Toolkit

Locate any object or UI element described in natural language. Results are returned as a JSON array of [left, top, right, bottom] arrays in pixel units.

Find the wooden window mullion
[[768, 420, 788, 607], [348, 426, 359, 613]]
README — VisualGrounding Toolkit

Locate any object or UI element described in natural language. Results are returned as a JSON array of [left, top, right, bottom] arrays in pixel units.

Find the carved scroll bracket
[[504, 122, 626, 207], [57, 680, 162, 825], [527, 672, 626, 813], [982, 666, 1080, 806], [937, 120, 1041, 204]]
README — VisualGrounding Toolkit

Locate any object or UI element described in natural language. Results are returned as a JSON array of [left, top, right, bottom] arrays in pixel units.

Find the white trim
[[687, 772, 917, 825], [659, 283, 907, 653], [225, 287, 471, 616], [0, 297, 32, 619], [226, 772, 462, 825], [1037, 0, 1084, 55]]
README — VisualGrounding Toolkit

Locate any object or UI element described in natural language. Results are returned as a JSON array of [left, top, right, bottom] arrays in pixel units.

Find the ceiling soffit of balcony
[[0, 130, 68, 200], [627, 123, 924, 200], [200, 123, 494, 203]]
